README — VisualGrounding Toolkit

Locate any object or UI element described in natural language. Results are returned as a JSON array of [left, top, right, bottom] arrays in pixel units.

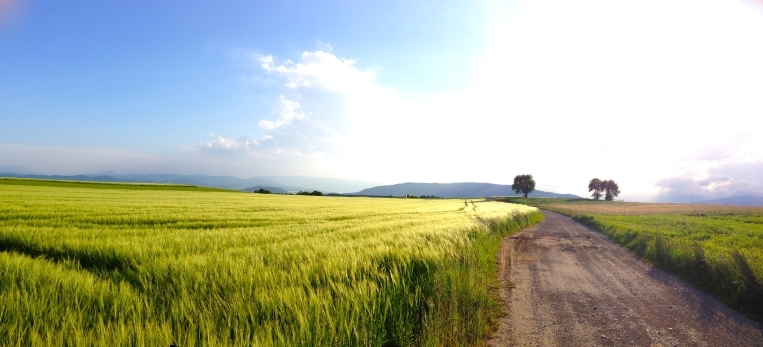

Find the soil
[[487, 210, 763, 347]]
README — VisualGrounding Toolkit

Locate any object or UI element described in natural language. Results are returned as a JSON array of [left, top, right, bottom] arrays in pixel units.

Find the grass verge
[[419, 210, 545, 346]]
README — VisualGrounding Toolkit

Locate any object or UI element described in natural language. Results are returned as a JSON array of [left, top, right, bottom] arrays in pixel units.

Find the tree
[[512, 174, 536, 198], [588, 178, 604, 200], [255, 188, 271, 194], [298, 190, 323, 196], [602, 180, 620, 201]]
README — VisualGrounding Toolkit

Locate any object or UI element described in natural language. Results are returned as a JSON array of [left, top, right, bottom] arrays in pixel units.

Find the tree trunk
[[524, 192, 528, 198]]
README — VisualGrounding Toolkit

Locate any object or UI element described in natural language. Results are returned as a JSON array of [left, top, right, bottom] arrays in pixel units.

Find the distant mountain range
[[350, 182, 581, 199], [0, 170, 582, 199], [0, 166, 35, 175], [0, 171, 377, 194], [693, 195, 763, 207], [6, 168, 760, 205]]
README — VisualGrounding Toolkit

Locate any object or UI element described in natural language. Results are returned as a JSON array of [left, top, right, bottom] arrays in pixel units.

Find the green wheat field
[[0, 178, 542, 346]]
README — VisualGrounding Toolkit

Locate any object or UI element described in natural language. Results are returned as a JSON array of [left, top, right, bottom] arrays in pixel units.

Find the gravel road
[[487, 210, 763, 347]]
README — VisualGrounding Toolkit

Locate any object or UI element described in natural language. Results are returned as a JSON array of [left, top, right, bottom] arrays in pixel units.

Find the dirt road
[[487, 210, 763, 347]]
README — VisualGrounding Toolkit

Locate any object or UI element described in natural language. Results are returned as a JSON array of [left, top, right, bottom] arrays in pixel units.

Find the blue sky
[[2, 0, 763, 201], [1, 1, 489, 147]]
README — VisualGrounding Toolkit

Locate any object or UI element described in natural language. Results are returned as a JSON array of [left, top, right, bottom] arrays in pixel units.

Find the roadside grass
[[0, 180, 542, 346], [502, 197, 763, 319]]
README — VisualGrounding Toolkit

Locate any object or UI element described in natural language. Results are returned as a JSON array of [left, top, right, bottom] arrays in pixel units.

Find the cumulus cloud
[[654, 162, 763, 202], [198, 133, 272, 152], [199, 51, 356, 165], [259, 51, 380, 94], [258, 95, 309, 130], [195, 50, 370, 166], [708, 162, 763, 187], [656, 176, 733, 193], [249, 50, 411, 168], [258, 51, 404, 132], [652, 132, 763, 201]]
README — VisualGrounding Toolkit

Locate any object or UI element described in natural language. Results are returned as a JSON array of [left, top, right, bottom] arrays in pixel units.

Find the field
[[503, 197, 763, 318], [0, 179, 542, 346]]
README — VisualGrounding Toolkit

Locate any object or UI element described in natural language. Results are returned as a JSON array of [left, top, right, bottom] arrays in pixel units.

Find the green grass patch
[[0, 182, 541, 346]]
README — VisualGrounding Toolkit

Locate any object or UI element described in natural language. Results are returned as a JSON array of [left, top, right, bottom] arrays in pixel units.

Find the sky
[[1, 0, 763, 201]]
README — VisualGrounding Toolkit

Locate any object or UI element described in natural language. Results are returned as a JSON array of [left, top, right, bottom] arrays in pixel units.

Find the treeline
[[252, 189, 444, 199], [252, 189, 323, 196], [297, 191, 323, 196]]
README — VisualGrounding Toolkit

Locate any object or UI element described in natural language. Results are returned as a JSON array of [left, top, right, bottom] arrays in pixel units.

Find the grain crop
[[0, 179, 542, 346]]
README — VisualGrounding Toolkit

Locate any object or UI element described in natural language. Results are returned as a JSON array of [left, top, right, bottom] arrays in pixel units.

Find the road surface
[[487, 210, 763, 347]]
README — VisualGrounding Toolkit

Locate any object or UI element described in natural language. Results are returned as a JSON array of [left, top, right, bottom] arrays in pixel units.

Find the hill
[[351, 182, 581, 198], [0, 172, 375, 193], [693, 195, 763, 207]]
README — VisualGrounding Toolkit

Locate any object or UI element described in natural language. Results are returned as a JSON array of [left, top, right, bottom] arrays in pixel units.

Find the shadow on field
[[0, 236, 140, 286]]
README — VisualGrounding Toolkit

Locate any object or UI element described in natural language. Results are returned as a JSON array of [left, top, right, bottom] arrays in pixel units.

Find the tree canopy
[[297, 191, 323, 196], [512, 174, 536, 198], [588, 178, 620, 201], [602, 180, 620, 201], [588, 178, 603, 200]]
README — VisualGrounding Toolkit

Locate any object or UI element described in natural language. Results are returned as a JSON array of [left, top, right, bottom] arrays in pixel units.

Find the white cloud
[[259, 51, 382, 95], [252, 50, 410, 164], [198, 133, 272, 152], [654, 170, 763, 202], [258, 95, 309, 130]]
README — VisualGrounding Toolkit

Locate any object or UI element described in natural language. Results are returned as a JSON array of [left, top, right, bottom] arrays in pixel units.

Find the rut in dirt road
[[488, 210, 763, 347]]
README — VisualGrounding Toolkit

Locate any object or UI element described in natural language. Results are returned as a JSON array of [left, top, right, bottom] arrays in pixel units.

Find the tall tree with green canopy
[[588, 178, 604, 200], [603, 180, 620, 201], [512, 174, 536, 198]]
